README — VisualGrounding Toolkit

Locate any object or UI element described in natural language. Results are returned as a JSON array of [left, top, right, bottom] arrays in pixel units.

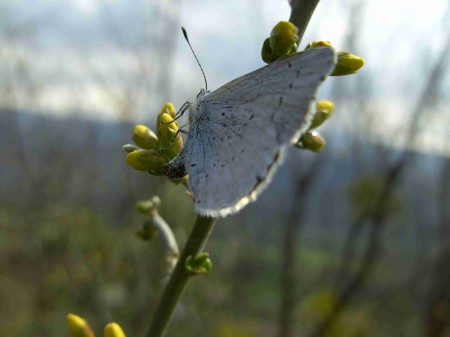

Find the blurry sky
[[1, 0, 449, 152]]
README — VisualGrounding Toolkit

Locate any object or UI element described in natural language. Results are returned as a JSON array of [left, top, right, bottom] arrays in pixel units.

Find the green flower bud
[[305, 40, 334, 49], [126, 149, 168, 173], [67, 313, 95, 337], [132, 124, 159, 150], [185, 253, 212, 276], [136, 196, 161, 214], [270, 21, 299, 56], [261, 37, 278, 64], [136, 219, 159, 241], [331, 51, 365, 76], [298, 131, 326, 152], [310, 100, 335, 129], [122, 144, 139, 153], [158, 113, 183, 160], [104, 323, 126, 337]]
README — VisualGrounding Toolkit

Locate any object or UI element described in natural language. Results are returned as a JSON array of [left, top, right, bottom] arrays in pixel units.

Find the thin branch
[[145, 214, 216, 337], [289, 0, 321, 44]]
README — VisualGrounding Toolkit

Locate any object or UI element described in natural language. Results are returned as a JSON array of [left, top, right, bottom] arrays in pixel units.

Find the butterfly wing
[[166, 47, 336, 217]]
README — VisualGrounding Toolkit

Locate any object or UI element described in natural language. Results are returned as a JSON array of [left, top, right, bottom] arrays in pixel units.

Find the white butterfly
[[165, 47, 336, 217]]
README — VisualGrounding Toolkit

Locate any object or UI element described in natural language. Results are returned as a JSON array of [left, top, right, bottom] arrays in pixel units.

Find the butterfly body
[[165, 47, 336, 217]]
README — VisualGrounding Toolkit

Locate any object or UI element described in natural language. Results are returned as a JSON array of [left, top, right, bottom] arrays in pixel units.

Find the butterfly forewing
[[167, 47, 336, 217]]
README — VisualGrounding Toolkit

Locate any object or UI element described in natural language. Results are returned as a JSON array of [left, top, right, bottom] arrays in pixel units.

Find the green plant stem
[[150, 210, 180, 274], [145, 214, 216, 337], [289, 0, 321, 44]]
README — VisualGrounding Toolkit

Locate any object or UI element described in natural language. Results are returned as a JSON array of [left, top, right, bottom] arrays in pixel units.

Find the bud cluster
[[260, 22, 365, 152], [123, 103, 184, 177]]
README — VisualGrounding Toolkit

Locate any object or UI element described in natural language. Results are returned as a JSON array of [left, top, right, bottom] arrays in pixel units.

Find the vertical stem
[[145, 214, 216, 337], [289, 0, 321, 44]]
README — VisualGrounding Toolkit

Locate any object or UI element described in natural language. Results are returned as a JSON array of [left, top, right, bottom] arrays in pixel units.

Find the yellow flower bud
[[157, 102, 177, 128], [262, 21, 299, 64], [132, 124, 159, 150], [305, 40, 334, 49], [331, 51, 365, 76], [310, 100, 335, 129], [270, 21, 299, 56], [67, 313, 95, 337], [299, 131, 326, 152], [104, 323, 126, 337], [160, 102, 176, 118], [157, 113, 183, 160], [126, 149, 168, 173]]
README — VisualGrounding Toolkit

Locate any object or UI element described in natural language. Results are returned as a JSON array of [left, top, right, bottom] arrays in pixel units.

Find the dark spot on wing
[[231, 156, 235, 162], [240, 148, 245, 154], [296, 70, 301, 78], [249, 114, 255, 120], [197, 199, 202, 204], [278, 96, 283, 107], [273, 151, 280, 162], [288, 62, 292, 68], [191, 163, 197, 167], [289, 83, 293, 89], [221, 164, 225, 168], [221, 112, 225, 116]]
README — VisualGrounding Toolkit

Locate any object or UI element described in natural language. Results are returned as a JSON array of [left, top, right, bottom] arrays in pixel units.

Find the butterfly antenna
[[182, 27, 208, 91]]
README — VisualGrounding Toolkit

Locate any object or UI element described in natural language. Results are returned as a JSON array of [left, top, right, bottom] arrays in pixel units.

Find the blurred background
[[1, 0, 450, 336]]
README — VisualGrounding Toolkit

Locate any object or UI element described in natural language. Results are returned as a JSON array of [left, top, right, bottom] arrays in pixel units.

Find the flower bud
[[136, 219, 159, 241], [270, 21, 299, 56], [310, 100, 335, 129], [132, 124, 159, 150], [126, 149, 168, 173], [136, 196, 161, 214], [262, 21, 299, 64], [161, 102, 176, 118], [122, 144, 139, 153], [305, 40, 334, 49], [104, 323, 126, 337], [261, 37, 278, 64], [331, 51, 365, 76], [157, 102, 177, 128], [67, 313, 95, 337], [299, 131, 326, 152], [185, 253, 212, 276], [158, 113, 183, 160]]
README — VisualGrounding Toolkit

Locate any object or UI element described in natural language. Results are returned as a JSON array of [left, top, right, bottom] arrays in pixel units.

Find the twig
[[145, 214, 216, 337], [289, 0, 321, 44]]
